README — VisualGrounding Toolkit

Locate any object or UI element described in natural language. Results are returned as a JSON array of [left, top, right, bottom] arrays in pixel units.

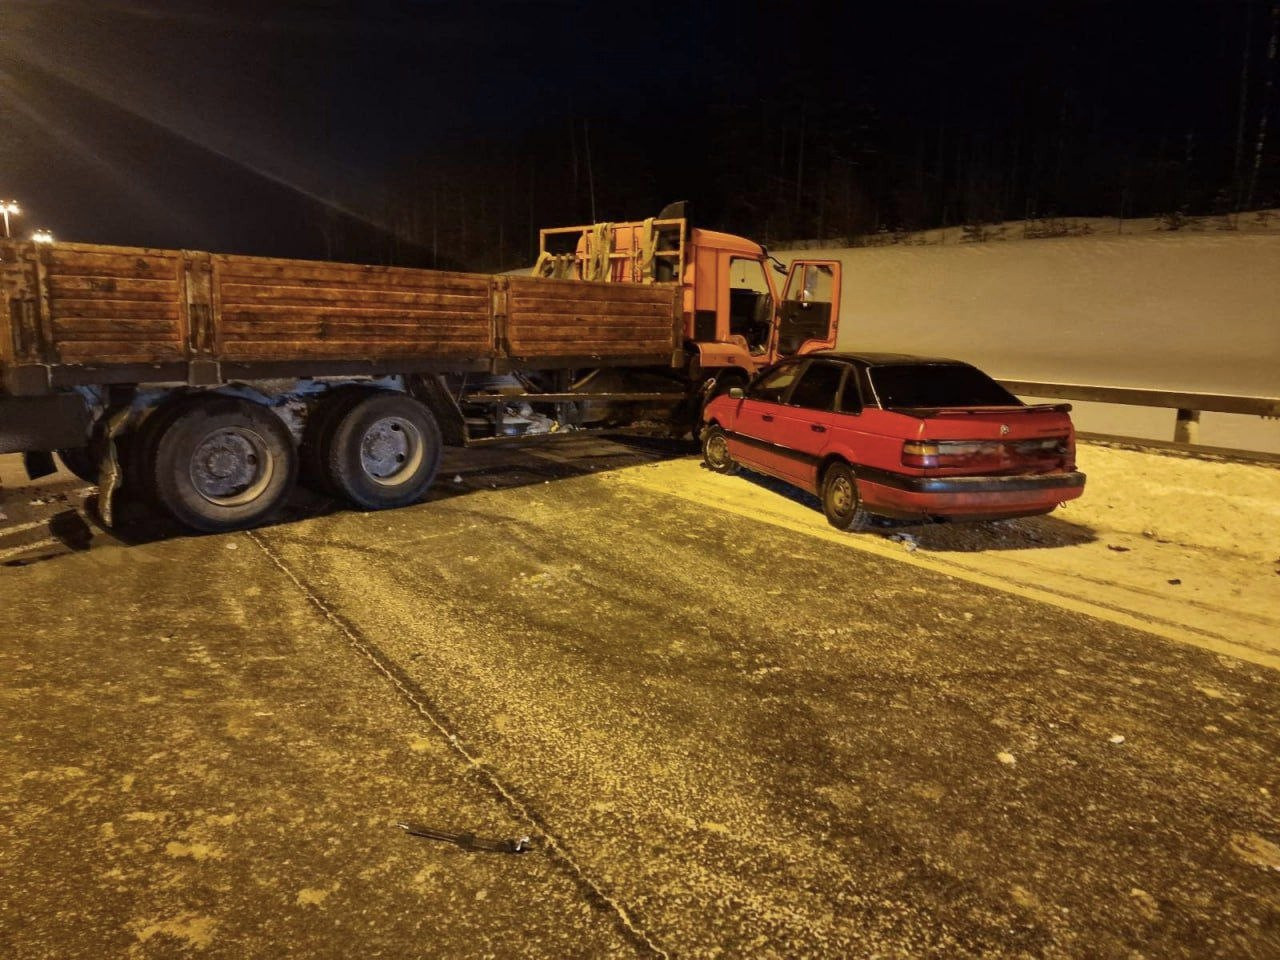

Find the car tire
[[151, 395, 298, 532], [822, 461, 872, 531], [324, 391, 442, 509], [701, 424, 739, 475]]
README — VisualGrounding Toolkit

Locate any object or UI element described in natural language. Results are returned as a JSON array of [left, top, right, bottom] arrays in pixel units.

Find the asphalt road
[[2, 438, 1278, 959]]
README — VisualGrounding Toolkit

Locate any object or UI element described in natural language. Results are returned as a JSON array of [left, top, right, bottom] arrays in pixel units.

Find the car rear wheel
[[701, 424, 739, 475], [822, 461, 872, 531]]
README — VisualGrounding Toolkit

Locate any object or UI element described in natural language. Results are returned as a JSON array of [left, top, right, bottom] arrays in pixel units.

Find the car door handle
[[810, 424, 827, 433], [761, 414, 774, 422]]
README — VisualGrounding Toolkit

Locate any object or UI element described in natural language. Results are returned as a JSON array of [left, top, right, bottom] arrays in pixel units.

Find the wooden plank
[[220, 324, 490, 341], [55, 340, 184, 360], [219, 304, 490, 321], [214, 258, 489, 289], [509, 276, 678, 304], [508, 298, 672, 317], [220, 319, 487, 335], [214, 254, 485, 282], [49, 276, 180, 297], [504, 326, 675, 342], [50, 302, 181, 320], [506, 338, 675, 352], [507, 313, 674, 329], [50, 330, 184, 344], [218, 284, 489, 309], [52, 318, 181, 334], [47, 254, 181, 281], [219, 339, 492, 358]]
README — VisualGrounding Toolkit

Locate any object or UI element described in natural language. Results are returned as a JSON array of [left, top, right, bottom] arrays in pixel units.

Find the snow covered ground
[[613, 440, 1280, 669], [776, 212, 1280, 453]]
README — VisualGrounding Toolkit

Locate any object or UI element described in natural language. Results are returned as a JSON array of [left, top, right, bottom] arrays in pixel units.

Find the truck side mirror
[[728, 387, 745, 399]]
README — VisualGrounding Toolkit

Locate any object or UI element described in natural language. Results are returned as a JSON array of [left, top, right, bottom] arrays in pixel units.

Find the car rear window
[[867, 363, 1021, 409]]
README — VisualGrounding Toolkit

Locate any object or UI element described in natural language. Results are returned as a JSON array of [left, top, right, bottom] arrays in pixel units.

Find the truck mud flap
[[0, 394, 92, 455]]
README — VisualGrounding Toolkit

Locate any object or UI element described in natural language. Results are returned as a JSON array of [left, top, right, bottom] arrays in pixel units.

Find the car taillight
[[902, 441, 940, 467], [902, 438, 1066, 469]]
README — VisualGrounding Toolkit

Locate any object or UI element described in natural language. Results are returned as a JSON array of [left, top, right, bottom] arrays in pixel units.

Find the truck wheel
[[701, 424, 739, 475], [324, 392, 442, 509], [151, 396, 297, 532], [299, 387, 365, 495], [821, 461, 872, 531]]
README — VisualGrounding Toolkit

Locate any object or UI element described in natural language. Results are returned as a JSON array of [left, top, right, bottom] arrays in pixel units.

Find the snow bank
[[776, 229, 1280, 452]]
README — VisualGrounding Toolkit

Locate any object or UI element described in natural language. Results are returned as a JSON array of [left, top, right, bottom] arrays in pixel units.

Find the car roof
[[805, 351, 966, 367]]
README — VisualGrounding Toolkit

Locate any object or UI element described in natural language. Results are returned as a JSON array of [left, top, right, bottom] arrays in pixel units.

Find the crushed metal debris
[[397, 821, 532, 854]]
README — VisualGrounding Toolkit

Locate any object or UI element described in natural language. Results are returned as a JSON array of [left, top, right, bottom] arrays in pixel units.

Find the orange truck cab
[[534, 211, 842, 392]]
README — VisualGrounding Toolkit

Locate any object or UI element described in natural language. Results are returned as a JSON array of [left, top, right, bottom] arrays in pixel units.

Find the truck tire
[[298, 387, 366, 496], [324, 392, 442, 509], [821, 461, 872, 531], [127, 394, 204, 504], [150, 395, 297, 532]]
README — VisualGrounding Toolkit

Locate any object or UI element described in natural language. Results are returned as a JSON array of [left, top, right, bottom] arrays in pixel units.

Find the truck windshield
[[868, 363, 1021, 409]]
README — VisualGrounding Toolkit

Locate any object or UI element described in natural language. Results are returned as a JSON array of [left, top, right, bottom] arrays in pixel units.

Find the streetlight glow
[[0, 200, 20, 238], [31, 229, 54, 245]]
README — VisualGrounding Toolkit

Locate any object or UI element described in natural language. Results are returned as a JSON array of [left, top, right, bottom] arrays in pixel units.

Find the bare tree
[[1247, 1, 1279, 209]]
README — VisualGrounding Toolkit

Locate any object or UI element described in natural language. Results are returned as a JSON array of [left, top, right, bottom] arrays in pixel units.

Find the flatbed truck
[[0, 213, 841, 531]]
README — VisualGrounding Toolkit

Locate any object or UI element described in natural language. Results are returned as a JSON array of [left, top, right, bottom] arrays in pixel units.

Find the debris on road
[[397, 821, 532, 854], [453, 475, 463, 484], [1107, 544, 1131, 553], [1109, 734, 1126, 745], [888, 532, 919, 552], [1167, 578, 1182, 586], [996, 751, 1016, 766]]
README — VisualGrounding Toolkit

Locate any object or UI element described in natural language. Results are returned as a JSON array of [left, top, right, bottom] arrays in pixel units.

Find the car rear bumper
[[858, 470, 1086, 519]]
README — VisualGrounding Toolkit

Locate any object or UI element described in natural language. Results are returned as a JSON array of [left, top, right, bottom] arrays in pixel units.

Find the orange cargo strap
[[531, 250, 577, 280], [587, 222, 613, 282], [634, 217, 657, 283]]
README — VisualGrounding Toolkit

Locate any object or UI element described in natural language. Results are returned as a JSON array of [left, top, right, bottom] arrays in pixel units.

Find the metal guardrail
[[997, 380, 1280, 443], [996, 381, 1280, 417]]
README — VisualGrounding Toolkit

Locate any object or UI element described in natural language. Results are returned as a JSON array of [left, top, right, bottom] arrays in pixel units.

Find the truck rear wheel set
[[109, 388, 442, 533]]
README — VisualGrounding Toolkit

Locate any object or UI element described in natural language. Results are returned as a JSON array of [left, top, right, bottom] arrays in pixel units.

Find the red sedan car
[[700, 352, 1085, 529]]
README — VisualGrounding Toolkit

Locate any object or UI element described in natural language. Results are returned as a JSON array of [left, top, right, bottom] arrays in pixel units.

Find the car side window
[[838, 367, 863, 414], [748, 361, 802, 403], [786, 361, 844, 411]]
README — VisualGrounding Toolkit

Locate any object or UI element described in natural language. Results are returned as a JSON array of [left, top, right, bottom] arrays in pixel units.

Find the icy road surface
[[1, 439, 1278, 959]]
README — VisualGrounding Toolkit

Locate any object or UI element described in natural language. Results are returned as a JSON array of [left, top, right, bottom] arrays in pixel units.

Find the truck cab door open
[[775, 260, 841, 356]]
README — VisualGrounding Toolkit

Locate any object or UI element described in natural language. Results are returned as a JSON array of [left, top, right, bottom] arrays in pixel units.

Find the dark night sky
[[0, 1, 1273, 267]]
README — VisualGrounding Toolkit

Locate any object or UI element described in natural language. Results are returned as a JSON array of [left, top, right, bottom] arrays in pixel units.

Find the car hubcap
[[360, 416, 424, 485], [706, 433, 729, 468], [190, 428, 273, 506], [830, 475, 854, 514]]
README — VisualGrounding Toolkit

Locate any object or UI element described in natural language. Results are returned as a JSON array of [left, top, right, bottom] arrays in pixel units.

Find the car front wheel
[[822, 461, 872, 531], [701, 424, 739, 475]]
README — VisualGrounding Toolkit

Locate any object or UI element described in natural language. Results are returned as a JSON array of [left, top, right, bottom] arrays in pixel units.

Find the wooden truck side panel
[[209, 254, 496, 362], [505, 275, 682, 362], [1, 241, 682, 394], [11, 243, 189, 365]]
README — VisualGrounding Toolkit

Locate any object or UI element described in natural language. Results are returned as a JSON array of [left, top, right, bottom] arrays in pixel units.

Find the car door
[[774, 260, 842, 358], [726, 359, 805, 477], [771, 359, 847, 488]]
